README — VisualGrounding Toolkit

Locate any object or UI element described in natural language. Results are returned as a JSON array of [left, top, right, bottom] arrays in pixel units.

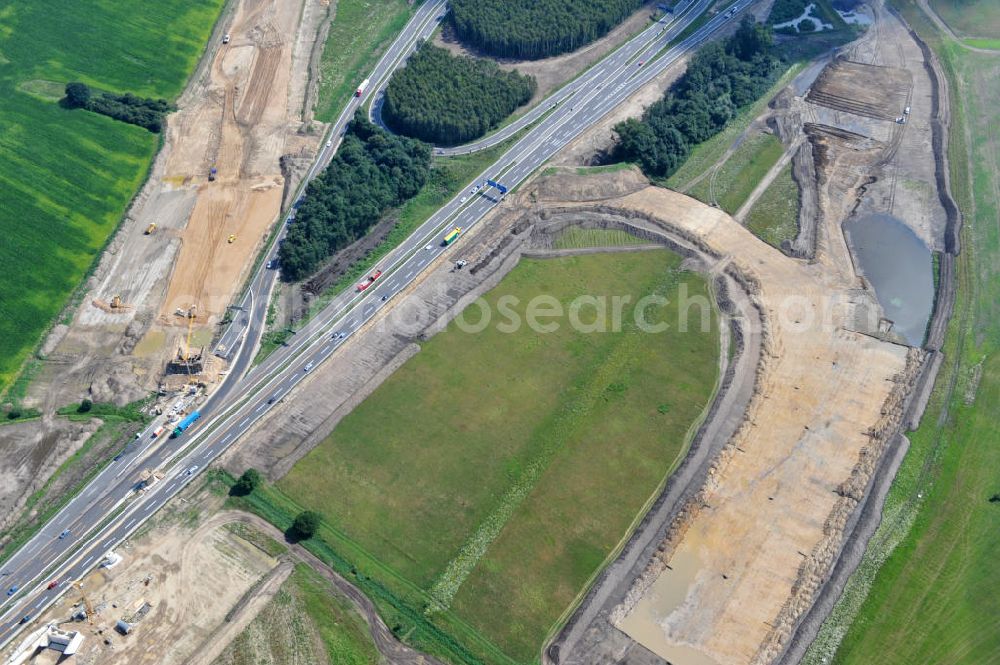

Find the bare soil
[[3, 491, 281, 665]]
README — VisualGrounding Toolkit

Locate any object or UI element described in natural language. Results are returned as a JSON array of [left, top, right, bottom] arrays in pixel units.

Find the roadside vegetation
[[314, 0, 412, 122], [63, 82, 173, 132], [613, 18, 783, 179], [928, 0, 1000, 39], [744, 163, 801, 248], [0, 0, 225, 398], [383, 44, 535, 145], [802, 2, 1000, 664], [259, 250, 720, 663], [552, 227, 656, 250], [278, 112, 431, 281], [448, 0, 645, 60]]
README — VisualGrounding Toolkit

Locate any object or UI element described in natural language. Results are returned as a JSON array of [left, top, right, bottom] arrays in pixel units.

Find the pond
[[845, 213, 934, 346]]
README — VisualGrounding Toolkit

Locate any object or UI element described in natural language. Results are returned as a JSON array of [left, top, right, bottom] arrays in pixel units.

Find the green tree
[[64, 82, 91, 108], [77, 398, 93, 413], [232, 468, 263, 496], [291, 510, 322, 540]]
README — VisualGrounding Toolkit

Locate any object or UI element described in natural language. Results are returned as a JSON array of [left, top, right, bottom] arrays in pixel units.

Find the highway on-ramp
[[0, 0, 756, 650]]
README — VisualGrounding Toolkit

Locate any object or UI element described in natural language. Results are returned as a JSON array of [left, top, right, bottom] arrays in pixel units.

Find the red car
[[47, 580, 59, 590], [356, 269, 383, 292]]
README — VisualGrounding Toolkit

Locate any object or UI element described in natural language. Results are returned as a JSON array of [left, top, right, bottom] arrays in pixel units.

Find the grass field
[[217, 564, 380, 665], [744, 162, 800, 248], [802, 2, 1000, 663], [929, 0, 1000, 39], [552, 228, 655, 249], [314, 0, 413, 122], [687, 132, 785, 213], [0, 0, 224, 397], [269, 250, 719, 663]]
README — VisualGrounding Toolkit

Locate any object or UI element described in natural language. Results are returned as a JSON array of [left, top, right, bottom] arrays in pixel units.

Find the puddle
[[619, 548, 723, 665], [845, 213, 934, 346]]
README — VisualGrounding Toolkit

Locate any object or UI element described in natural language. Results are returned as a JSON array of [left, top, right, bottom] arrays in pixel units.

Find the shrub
[[290, 510, 322, 540], [77, 398, 93, 413], [232, 468, 263, 496], [64, 82, 91, 108]]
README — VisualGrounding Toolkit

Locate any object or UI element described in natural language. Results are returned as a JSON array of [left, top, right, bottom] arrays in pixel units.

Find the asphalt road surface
[[0, 0, 756, 650]]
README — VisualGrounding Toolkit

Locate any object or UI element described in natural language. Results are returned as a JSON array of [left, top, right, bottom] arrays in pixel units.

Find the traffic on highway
[[0, 0, 756, 649]]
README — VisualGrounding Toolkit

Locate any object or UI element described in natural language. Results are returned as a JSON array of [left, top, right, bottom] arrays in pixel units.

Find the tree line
[[383, 44, 536, 146], [449, 0, 644, 60], [613, 18, 783, 179], [64, 82, 173, 133], [278, 111, 431, 281]]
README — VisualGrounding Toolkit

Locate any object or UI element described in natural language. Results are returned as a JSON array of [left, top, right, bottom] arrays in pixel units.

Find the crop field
[[0, 0, 224, 396], [803, 4, 1000, 664], [688, 132, 785, 213], [745, 163, 800, 248], [274, 250, 720, 663], [216, 564, 379, 665], [314, 0, 412, 122], [929, 0, 1000, 39]]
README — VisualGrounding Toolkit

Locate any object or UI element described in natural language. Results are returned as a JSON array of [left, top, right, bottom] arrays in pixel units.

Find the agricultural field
[[271, 250, 720, 663], [215, 564, 379, 665], [803, 3, 1000, 664], [744, 162, 801, 248], [0, 0, 224, 397], [688, 132, 785, 213], [314, 0, 412, 121], [929, 0, 1000, 39]]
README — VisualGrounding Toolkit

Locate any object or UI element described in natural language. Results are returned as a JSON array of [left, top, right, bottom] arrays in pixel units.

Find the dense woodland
[[383, 44, 536, 145], [613, 18, 783, 178], [449, 0, 644, 60], [64, 82, 173, 132], [279, 112, 431, 281]]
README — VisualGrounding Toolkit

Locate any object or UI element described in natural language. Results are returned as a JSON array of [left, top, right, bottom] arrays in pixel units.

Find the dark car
[[6, 586, 18, 597]]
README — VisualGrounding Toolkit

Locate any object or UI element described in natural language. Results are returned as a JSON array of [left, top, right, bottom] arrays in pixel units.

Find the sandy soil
[[3, 492, 281, 665]]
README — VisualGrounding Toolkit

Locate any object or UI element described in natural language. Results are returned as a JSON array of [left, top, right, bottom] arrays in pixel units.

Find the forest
[[279, 111, 431, 281], [613, 17, 783, 178], [64, 82, 173, 132], [448, 0, 644, 60], [383, 44, 535, 145]]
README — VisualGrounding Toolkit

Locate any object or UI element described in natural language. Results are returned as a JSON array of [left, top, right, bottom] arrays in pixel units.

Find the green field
[[745, 162, 800, 248], [688, 132, 785, 213], [314, 0, 413, 122], [0, 0, 224, 397], [552, 227, 655, 249], [930, 0, 1000, 39], [275, 250, 720, 663], [802, 2, 1000, 664], [216, 564, 380, 665]]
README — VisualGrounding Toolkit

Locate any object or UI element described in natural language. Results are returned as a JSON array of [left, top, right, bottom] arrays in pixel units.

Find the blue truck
[[171, 411, 201, 438]]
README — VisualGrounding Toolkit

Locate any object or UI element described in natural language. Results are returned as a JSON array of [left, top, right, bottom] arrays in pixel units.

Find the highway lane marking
[[255, 403, 266, 413], [239, 418, 250, 428], [221, 434, 232, 444], [83, 556, 95, 567], [322, 345, 331, 354]]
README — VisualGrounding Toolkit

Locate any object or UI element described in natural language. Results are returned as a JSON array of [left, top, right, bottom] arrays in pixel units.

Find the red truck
[[357, 270, 382, 292]]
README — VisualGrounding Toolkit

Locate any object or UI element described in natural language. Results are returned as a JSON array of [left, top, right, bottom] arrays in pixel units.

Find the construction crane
[[72, 581, 95, 624]]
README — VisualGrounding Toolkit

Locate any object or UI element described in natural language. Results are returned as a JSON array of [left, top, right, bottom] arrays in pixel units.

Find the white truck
[[356, 78, 370, 97]]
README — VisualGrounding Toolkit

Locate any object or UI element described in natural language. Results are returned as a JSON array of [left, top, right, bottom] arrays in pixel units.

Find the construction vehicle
[[73, 581, 95, 624], [228, 234, 236, 243], [223, 33, 231, 44], [151, 425, 165, 438], [145, 223, 156, 235], [357, 269, 382, 291], [442, 227, 462, 246], [209, 166, 218, 182], [356, 78, 370, 97]]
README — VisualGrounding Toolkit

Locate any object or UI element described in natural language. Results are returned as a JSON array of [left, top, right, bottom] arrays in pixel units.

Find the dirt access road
[[28, 0, 328, 411]]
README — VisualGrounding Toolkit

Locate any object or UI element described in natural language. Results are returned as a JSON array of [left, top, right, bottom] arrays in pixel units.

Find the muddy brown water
[[845, 213, 934, 346]]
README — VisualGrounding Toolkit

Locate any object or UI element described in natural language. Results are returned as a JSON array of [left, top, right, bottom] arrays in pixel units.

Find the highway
[[0, 0, 755, 650]]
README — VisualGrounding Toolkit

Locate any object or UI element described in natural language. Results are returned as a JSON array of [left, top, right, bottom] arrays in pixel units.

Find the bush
[[6, 409, 21, 420], [290, 510, 322, 540], [231, 468, 263, 496], [383, 44, 535, 145], [769, 0, 810, 24], [64, 82, 91, 108], [77, 398, 93, 413], [613, 18, 782, 179], [449, 0, 644, 60], [278, 111, 431, 281]]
